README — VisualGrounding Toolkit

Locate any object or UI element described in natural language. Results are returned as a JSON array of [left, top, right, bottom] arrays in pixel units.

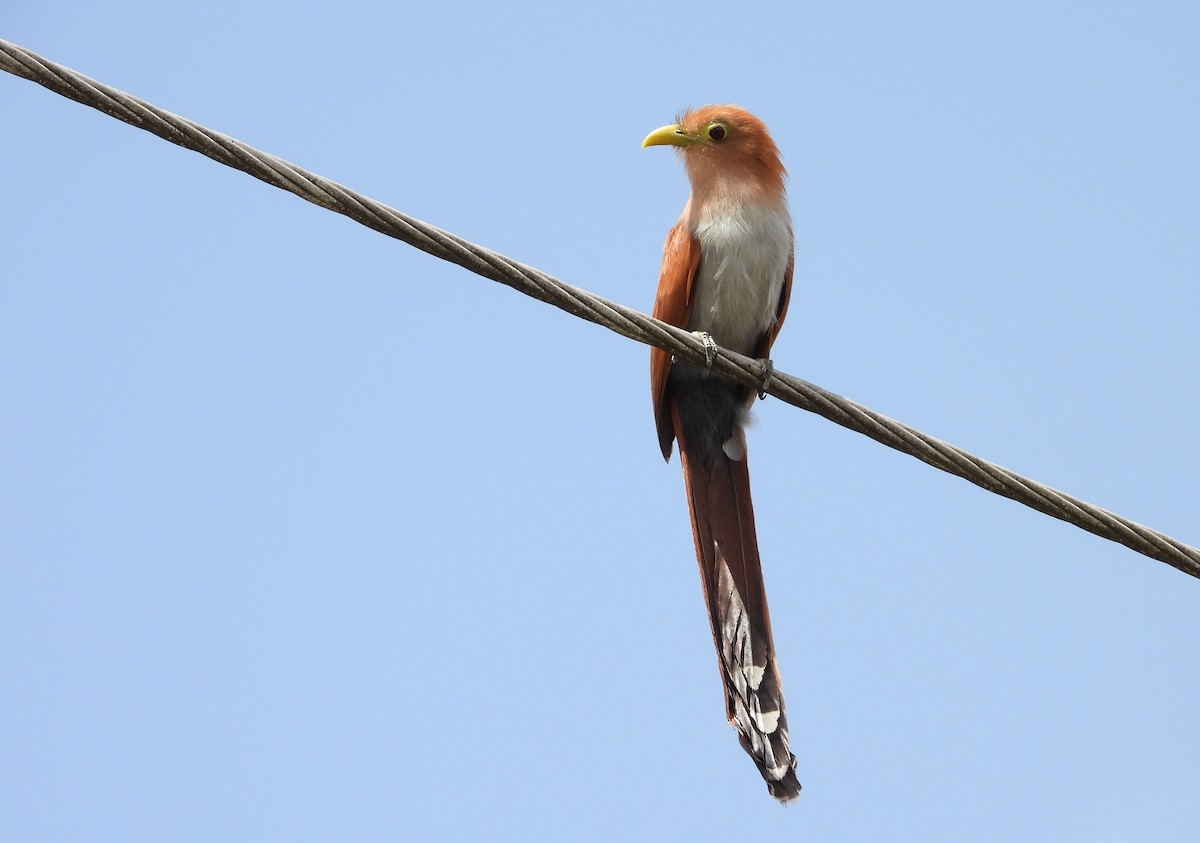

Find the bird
[[642, 105, 800, 802]]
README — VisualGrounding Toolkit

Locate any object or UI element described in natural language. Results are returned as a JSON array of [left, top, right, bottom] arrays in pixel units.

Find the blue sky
[[4, 3, 1199, 840]]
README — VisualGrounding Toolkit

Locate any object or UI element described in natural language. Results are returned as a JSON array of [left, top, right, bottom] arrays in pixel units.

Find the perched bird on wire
[[643, 105, 799, 803]]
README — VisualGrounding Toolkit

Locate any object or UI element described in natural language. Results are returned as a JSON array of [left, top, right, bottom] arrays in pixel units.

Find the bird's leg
[[757, 358, 774, 399], [691, 331, 718, 368]]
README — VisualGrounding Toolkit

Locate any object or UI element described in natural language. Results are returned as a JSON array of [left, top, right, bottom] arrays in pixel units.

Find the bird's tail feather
[[675, 416, 800, 803]]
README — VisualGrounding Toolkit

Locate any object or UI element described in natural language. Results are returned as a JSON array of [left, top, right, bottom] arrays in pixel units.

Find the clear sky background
[[3, 3, 1199, 841]]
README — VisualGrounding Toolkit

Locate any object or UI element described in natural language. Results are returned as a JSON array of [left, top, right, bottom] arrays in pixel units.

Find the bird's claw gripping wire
[[758, 359, 774, 399], [692, 331, 718, 368]]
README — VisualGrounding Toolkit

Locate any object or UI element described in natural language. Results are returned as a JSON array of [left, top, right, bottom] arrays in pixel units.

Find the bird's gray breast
[[687, 204, 791, 356]]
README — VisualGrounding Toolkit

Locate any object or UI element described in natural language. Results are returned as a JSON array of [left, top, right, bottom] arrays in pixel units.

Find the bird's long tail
[[673, 399, 800, 803]]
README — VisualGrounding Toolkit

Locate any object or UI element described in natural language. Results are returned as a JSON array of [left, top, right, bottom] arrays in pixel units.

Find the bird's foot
[[757, 359, 774, 399], [691, 331, 718, 368]]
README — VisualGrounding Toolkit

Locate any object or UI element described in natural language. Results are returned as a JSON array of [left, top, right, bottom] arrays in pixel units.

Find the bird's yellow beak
[[642, 124, 700, 149]]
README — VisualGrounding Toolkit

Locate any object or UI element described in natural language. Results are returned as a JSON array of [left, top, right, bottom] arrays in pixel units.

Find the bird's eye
[[707, 123, 728, 142]]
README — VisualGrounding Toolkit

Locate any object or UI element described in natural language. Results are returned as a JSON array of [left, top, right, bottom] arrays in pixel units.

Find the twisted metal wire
[[3, 38, 1197, 579]]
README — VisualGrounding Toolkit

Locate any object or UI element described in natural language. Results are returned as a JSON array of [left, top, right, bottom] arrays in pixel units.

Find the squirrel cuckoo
[[643, 106, 799, 802]]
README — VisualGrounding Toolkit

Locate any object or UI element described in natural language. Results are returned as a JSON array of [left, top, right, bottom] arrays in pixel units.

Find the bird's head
[[642, 105, 786, 206]]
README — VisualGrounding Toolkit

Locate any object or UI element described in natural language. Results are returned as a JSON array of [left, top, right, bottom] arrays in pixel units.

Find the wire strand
[[3, 38, 1197, 580]]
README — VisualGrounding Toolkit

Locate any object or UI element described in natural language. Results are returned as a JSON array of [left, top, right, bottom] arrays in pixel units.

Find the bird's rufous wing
[[650, 222, 701, 460], [753, 246, 794, 366]]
